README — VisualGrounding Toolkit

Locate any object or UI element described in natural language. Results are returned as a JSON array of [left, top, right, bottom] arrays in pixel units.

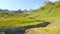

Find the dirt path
[[47, 20, 60, 27]]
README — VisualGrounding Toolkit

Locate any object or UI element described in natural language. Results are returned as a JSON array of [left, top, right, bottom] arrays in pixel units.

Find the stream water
[[0, 21, 50, 34]]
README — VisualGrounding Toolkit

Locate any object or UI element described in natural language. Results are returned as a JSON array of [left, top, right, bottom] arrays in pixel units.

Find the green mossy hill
[[0, 1, 60, 28]]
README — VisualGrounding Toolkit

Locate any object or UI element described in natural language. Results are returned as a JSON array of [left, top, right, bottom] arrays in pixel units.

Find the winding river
[[0, 21, 50, 34]]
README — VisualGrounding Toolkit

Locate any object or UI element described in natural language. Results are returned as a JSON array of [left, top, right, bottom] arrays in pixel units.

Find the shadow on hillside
[[0, 21, 50, 34]]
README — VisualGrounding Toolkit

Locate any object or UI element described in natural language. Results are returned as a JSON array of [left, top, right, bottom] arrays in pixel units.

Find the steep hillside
[[25, 1, 60, 34], [29, 1, 60, 22]]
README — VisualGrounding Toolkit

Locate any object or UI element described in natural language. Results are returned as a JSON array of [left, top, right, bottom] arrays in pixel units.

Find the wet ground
[[0, 21, 50, 34]]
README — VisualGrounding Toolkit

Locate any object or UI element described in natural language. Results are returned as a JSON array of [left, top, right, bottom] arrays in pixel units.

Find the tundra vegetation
[[0, 1, 60, 34]]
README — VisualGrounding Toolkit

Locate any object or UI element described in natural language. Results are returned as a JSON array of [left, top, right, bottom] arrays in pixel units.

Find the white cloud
[[49, 0, 59, 2]]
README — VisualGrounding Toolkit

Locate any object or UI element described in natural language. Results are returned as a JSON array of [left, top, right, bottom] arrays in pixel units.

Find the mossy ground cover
[[0, 1, 60, 31]]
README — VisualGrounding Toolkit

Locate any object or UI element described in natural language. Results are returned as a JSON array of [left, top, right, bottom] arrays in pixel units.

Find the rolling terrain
[[0, 1, 60, 34]]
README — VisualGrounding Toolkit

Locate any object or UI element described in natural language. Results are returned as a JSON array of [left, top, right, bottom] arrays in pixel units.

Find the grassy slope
[[25, 1, 60, 34], [25, 26, 60, 34], [30, 1, 60, 22], [0, 12, 43, 28], [0, 1, 60, 29]]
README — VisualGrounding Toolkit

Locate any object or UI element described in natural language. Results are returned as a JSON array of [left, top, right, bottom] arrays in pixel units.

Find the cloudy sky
[[0, 0, 59, 10]]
